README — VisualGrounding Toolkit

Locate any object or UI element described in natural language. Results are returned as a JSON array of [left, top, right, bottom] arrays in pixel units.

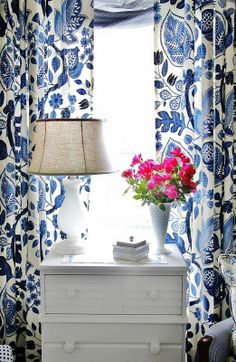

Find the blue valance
[[94, 0, 153, 27]]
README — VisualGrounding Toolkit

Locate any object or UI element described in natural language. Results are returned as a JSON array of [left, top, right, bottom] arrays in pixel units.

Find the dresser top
[[40, 244, 188, 275]]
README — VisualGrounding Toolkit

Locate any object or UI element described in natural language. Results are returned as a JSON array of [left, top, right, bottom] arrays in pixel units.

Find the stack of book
[[113, 239, 149, 261]]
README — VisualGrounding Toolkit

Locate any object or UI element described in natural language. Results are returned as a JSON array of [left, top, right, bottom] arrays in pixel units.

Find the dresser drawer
[[44, 274, 183, 315], [43, 322, 184, 362], [44, 275, 109, 314], [44, 322, 184, 343], [120, 275, 182, 315], [43, 342, 183, 362]]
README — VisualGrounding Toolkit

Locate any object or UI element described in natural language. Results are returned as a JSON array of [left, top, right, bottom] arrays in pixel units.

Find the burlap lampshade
[[28, 118, 115, 176]]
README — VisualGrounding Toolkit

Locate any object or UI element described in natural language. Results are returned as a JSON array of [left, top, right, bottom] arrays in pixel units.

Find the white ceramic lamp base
[[54, 236, 86, 255], [56, 178, 87, 255]]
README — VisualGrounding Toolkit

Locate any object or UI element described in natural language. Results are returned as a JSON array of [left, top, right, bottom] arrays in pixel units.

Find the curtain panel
[[0, 1, 94, 361], [154, 0, 235, 359]]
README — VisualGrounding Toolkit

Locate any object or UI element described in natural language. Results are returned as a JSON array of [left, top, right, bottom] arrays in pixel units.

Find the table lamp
[[28, 118, 115, 255]]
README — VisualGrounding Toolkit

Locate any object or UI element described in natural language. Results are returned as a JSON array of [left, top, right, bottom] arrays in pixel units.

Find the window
[[88, 24, 155, 247]]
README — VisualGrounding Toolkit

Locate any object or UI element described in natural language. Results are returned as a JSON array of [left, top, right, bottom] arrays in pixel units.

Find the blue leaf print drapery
[[0, 1, 94, 361], [154, 0, 235, 359]]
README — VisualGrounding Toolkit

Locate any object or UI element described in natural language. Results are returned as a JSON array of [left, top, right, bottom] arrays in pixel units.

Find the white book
[[113, 244, 149, 255], [113, 251, 149, 262], [116, 240, 147, 248]]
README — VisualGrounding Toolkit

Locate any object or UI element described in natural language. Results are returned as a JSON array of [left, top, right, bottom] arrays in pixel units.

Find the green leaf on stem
[[133, 194, 142, 200], [123, 186, 131, 195], [159, 203, 166, 211]]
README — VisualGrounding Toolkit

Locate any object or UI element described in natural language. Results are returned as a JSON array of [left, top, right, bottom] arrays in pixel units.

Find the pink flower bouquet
[[122, 147, 197, 210]]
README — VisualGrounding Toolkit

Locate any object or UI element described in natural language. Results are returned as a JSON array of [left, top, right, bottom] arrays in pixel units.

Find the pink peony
[[136, 160, 158, 180], [156, 163, 165, 171], [122, 169, 134, 178], [170, 147, 184, 158], [179, 164, 195, 183], [147, 173, 171, 189], [163, 157, 178, 173], [181, 156, 191, 163], [148, 175, 164, 189], [164, 184, 179, 199], [131, 154, 142, 166]]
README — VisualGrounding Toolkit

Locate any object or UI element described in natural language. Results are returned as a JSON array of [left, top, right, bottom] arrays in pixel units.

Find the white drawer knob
[[67, 290, 78, 298], [147, 290, 159, 300], [64, 341, 75, 353], [150, 341, 161, 355]]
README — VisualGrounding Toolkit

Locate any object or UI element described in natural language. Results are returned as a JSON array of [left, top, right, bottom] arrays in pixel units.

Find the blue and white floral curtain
[[154, 0, 235, 358], [0, 1, 94, 360]]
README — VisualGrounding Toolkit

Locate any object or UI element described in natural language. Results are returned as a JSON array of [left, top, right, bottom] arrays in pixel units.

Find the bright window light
[[89, 24, 155, 247]]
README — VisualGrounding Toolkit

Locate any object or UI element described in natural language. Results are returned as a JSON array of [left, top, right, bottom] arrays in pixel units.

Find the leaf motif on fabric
[[195, 218, 215, 264], [1, 176, 15, 214], [155, 80, 164, 89], [175, 79, 183, 91], [21, 137, 28, 162], [223, 216, 234, 251], [52, 56, 61, 73], [54, 0, 88, 44], [194, 206, 199, 219], [170, 96, 181, 110], [225, 90, 234, 134], [0, 46, 14, 91], [38, 179, 46, 212], [156, 110, 185, 135], [21, 181, 28, 198], [50, 178, 58, 194], [161, 11, 193, 67], [37, 63, 47, 88], [160, 89, 172, 100], [202, 9, 226, 55], [161, 59, 168, 77]]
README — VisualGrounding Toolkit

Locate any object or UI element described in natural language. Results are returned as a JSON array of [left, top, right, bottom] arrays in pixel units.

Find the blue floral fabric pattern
[[219, 255, 236, 288], [154, 0, 235, 359], [0, 1, 94, 361]]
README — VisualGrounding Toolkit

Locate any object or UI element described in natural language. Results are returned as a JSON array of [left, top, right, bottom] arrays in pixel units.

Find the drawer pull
[[67, 290, 78, 298], [150, 341, 161, 355], [64, 341, 75, 353], [147, 290, 159, 300]]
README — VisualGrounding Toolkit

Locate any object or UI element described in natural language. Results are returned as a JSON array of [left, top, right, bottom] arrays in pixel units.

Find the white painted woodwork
[[43, 343, 183, 362], [44, 274, 182, 315], [40, 244, 187, 362], [43, 323, 183, 343]]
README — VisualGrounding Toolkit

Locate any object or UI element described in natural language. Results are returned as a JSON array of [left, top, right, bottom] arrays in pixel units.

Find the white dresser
[[40, 244, 188, 362]]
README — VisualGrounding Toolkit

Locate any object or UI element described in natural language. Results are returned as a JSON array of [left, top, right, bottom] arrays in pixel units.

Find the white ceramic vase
[[149, 203, 171, 255]]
